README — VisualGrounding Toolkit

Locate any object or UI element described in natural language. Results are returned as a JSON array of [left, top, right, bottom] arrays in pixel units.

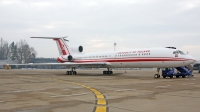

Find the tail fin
[[31, 37, 71, 55]]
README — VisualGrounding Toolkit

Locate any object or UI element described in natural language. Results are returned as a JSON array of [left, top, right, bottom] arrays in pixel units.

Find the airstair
[[175, 66, 193, 78], [162, 64, 193, 78]]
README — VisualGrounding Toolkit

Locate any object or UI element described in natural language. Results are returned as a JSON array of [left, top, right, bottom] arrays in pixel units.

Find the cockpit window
[[173, 51, 178, 54], [178, 50, 186, 55], [173, 50, 186, 55]]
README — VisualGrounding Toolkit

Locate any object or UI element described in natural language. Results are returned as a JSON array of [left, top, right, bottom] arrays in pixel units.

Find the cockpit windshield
[[173, 50, 186, 55], [178, 51, 186, 55]]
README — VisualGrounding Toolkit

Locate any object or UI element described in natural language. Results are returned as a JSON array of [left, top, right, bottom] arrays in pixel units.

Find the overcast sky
[[0, 0, 200, 59]]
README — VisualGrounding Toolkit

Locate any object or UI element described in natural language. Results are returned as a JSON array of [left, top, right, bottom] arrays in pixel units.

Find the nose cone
[[188, 55, 196, 64]]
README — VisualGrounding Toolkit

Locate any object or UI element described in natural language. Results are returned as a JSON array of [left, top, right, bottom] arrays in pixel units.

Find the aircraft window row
[[82, 55, 111, 58], [116, 53, 150, 57]]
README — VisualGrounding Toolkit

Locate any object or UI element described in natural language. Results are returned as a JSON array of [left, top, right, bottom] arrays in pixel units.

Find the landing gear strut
[[154, 68, 160, 78], [66, 67, 77, 75], [103, 68, 113, 74]]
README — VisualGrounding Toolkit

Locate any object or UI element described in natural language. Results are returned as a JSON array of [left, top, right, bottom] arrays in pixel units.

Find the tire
[[182, 75, 186, 78], [176, 76, 179, 78], [170, 76, 173, 78], [69, 71, 72, 75], [103, 71, 108, 74], [163, 76, 166, 78], [154, 74, 159, 79]]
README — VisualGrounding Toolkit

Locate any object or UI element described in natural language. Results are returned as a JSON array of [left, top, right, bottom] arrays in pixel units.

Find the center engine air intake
[[68, 55, 73, 61]]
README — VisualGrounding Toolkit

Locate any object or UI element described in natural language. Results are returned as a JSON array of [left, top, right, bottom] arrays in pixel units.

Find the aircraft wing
[[6, 62, 112, 68]]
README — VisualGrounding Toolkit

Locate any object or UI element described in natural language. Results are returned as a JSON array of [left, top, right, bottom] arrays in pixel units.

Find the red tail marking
[[54, 39, 67, 55]]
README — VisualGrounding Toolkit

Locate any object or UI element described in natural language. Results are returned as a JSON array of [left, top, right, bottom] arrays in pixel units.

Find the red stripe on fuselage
[[66, 57, 193, 63], [57, 57, 65, 63]]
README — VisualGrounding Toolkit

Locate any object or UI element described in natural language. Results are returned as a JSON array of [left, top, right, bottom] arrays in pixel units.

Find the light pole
[[114, 43, 117, 51]]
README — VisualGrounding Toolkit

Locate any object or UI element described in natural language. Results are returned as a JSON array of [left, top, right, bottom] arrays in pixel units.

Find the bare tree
[[16, 39, 37, 63], [17, 40, 26, 63], [0, 38, 9, 60], [3, 41, 9, 59], [0, 38, 37, 63], [0, 37, 3, 60]]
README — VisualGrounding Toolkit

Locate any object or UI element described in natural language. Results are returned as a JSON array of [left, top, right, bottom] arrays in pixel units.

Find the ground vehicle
[[162, 68, 174, 78], [162, 66, 193, 78]]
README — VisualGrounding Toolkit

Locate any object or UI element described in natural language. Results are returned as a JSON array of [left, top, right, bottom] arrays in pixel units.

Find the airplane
[[7, 37, 196, 78]]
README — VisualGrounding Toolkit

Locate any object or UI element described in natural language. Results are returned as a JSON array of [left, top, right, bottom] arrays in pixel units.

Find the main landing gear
[[66, 67, 77, 75], [103, 68, 113, 74], [154, 68, 161, 79]]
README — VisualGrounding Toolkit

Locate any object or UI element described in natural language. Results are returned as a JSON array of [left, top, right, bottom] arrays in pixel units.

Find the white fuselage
[[57, 47, 196, 68]]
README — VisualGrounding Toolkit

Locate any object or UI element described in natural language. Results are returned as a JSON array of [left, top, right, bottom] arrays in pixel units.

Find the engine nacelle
[[57, 55, 73, 62], [70, 46, 83, 53], [68, 55, 73, 61]]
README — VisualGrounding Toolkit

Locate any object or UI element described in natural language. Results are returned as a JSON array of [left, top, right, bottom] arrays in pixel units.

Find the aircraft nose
[[188, 55, 196, 63]]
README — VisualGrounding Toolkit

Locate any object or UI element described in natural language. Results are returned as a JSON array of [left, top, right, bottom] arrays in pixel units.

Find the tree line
[[0, 38, 37, 64]]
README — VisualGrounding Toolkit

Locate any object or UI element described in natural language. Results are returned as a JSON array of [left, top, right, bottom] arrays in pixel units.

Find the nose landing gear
[[154, 68, 161, 78]]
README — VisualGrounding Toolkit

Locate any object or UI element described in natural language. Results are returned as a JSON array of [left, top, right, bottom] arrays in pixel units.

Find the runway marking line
[[6, 75, 108, 112], [93, 106, 107, 112], [96, 94, 105, 99], [96, 99, 107, 105], [94, 91, 102, 95]]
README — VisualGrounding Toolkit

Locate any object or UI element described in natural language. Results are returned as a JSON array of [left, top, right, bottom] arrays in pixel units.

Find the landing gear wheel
[[176, 76, 179, 78], [69, 71, 72, 75], [154, 68, 161, 79], [66, 71, 71, 75], [182, 75, 186, 78], [66, 70, 77, 75], [170, 76, 173, 78], [103, 70, 113, 74], [163, 76, 166, 78], [154, 74, 160, 79]]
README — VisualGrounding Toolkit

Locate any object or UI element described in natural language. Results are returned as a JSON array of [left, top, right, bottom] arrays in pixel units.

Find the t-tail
[[31, 37, 71, 56]]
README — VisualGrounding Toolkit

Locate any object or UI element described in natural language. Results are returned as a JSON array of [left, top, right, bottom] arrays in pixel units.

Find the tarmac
[[0, 69, 200, 112]]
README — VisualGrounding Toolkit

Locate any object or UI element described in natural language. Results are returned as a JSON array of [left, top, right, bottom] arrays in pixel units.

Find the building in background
[[0, 60, 17, 69], [6, 58, 64, 69]]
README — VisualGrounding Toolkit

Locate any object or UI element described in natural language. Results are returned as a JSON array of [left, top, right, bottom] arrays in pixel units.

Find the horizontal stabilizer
[[31, 37, 60, 39], [31, 36, 68, 40]]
